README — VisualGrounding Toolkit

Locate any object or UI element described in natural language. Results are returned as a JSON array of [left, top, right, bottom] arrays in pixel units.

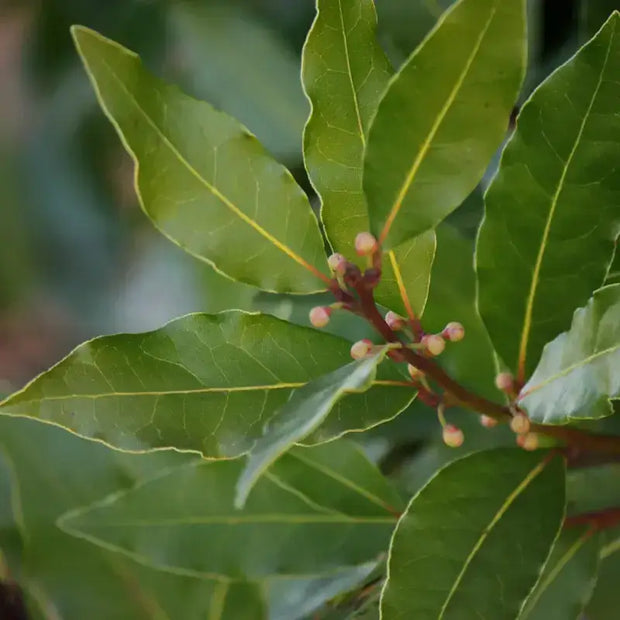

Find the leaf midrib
[[379, 1, 499, 244], [516, 23, 615, 379], [437, 457, 550, 618], [338, 0, 366, 146], [1, 379, 407, 405], [520, 343, 620, 399], [67, 514, 395, 526]]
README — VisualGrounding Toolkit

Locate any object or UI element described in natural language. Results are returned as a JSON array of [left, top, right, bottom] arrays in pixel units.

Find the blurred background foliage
[[1, 1, 620, 616]]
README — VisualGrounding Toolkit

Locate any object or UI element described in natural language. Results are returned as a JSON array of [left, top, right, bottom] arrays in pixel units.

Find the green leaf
[[364, 0, 526, 249], [0, 416, 227, 620], [587, 531, 620, 619], [301, 0, 435, 318], [0, 419, 378, 619], [476, 13, 620, 380], [380, 449, 566, 619], [0, 311, 414, 456], [59, 441, 398, 579], [268, 563, 378, 620], [272, 441, 405, 517], [519, 527, 601, 620], [71, 26, 329, 294], [518, 285, 620, 424], [236, 349, 394, 507]]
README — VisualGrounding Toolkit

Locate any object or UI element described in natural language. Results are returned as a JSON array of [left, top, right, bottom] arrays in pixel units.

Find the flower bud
[[442, 424, 464, 448], [516, 432, 539, 451], [442, 321, 465, 342], [495, 372, 514, 393], [327, 253, 347, 275], [385, 311, 405, 331], [510, 412, 530, 435], [422, 334, 445, 357], [350, 339, 373, 360], [309, 306, 331, 328], [480, 415, 498, 428], [407, 364, 424, 381], [354, 232, 378, 256]]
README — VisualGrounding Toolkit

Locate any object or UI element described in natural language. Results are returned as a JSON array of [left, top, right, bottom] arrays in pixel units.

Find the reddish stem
[[565, 507, 620, 530]]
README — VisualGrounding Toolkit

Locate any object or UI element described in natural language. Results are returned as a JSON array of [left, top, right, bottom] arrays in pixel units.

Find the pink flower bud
[[495, 372, 514, 393], [510, 413, 530, 435], [516, 432, 539, 451], [350, 339, 373, 360], [385, 311, 405, 331], [407, 364, 424, 380], [442, 321, 465, 342], [442, 424, 464, 448], [354, 232, 378, 256], [422, 334, 445, 357], [327, 253, 347, 275], [480, 415, 498, 428], [309, 306, 331, 328]]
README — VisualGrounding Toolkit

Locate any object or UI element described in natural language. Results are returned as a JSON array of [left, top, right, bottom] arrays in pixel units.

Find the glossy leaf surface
[[477, 13, 620, 379], [0, 312, 413, 456], [302, 0, 435, 317], [364, 0, 526, 248], [72, 26, 328, 293], [236, 349, 391, 507], [519, 285, 620, 423], [519, 527, 600, 620], [59, 440, 399, 579], [381, 449, 565, 619]]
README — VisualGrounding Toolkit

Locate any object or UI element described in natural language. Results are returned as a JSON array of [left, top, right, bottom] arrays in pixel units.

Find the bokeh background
[[1, 0, 616, 395]]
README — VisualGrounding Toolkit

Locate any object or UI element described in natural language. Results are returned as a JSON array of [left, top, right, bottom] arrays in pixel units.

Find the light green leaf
[[302, 0, 435, 317], [59, 441, 398, 579], [518, 285, 620, 424], [519, 527, 601, 620], [72, 26, 329, 294], [380, 449, 566, 619], [477, 13, 620, 380], [364, 0, 526, 249], [0, 312, 414, 457], [235, 349, 393, 507]]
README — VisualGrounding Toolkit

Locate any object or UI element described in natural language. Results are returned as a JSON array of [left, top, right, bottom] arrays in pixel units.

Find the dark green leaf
[[364, 0, 526, 248], [0, 312, 413, 456], [519, 527, 600, 620], [302, 0, 435, 318], [519, 285, 620, 423], [587, 531, 620, 619], [236, 349, 398, 507], [0, 416, 225, 620], [477, 13, 620, 379], [381, 449, 566, 619], [59, 441, 398, 579], [72, 26, 329, 293]]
